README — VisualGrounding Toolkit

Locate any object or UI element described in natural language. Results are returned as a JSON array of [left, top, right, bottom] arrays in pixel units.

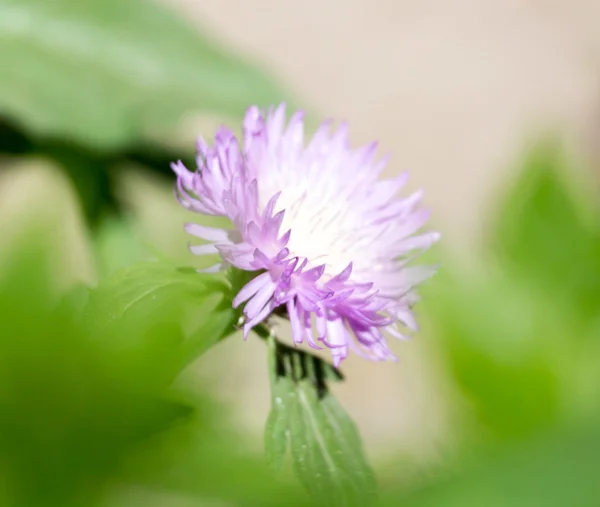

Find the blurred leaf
[[491, 142, 600, 325], [0, 238, 194, 507], [423, 144, 600, 443], [125, 404, 311, 507], [265, 335, 377, 507], [0, 0, 287, 149], [93, 214, 150, 278], [0, 206, 311, 507], [0, 118, 184, 227], [179, 304, 236, 367], [87, 261, 225, 328], [38, 140, 120, 224], [86, 261, 236, 376], [385, 422, 600, 507], [425, 268, 566, 441]]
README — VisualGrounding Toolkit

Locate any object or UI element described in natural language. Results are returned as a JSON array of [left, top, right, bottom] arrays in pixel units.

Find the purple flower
[[172, 104, 439, 367]]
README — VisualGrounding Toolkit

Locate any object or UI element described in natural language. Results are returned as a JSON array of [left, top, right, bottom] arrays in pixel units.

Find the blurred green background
[[1, 0, 600, 506]]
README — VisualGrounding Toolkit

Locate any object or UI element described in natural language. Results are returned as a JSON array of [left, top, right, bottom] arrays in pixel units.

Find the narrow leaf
[[265, 336, 377, 507], [264, 360, 290, 472]]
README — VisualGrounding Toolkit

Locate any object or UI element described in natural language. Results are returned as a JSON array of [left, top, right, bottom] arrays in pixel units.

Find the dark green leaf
[[0, 0, 288, 149], [265, 336, 377, 507]]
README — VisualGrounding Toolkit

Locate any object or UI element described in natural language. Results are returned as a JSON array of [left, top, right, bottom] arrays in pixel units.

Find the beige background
[[171, 0, 600, 250]]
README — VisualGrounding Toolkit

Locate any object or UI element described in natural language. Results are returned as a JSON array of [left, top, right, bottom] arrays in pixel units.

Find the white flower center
[[258, 173, 379, 280]]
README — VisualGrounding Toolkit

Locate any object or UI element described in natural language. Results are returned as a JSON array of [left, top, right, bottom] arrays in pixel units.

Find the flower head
[[172, 104, 439, 366]]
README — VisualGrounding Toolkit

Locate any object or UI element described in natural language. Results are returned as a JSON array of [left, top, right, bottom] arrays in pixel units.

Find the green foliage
[[86, 260, 238, 380], [126, 406, 310, 507], [0, 0, 286, 149], [0, 241, 193, 506], [426, 269, 565, 440], [491, 142, 600, 326], [86, 261, 228, 334], [93, 215, 149, 278], [0, 209, 376, 507], [384, 422, 600, 507], [0, 0, 290, 224], [264, 334, 377, 507], [424, 143, 600, 443], [2, 6, 600, 502], [0, 230, 301, 507]]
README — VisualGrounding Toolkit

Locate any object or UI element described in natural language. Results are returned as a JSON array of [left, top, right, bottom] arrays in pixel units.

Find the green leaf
[[265, 335, 377, 507], [126, 405, 311, 507], [179, 304, 237, 368], [427, 269, 566, 441], [422, 144, 600, 443], [87, 261, 225, 325], [86, 261, 236, 374], [0, 0, 288, 149], [0, 237, 195, 507], [0, 212, 308, 507], [93, 214, 150, 278], [490, 142, 600, 325], [385, 422, 600, 507]]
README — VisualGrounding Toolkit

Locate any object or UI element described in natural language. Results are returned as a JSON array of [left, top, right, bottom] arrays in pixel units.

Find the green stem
[[254, 324, 344, 386], [254, 323, 272, 340]]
